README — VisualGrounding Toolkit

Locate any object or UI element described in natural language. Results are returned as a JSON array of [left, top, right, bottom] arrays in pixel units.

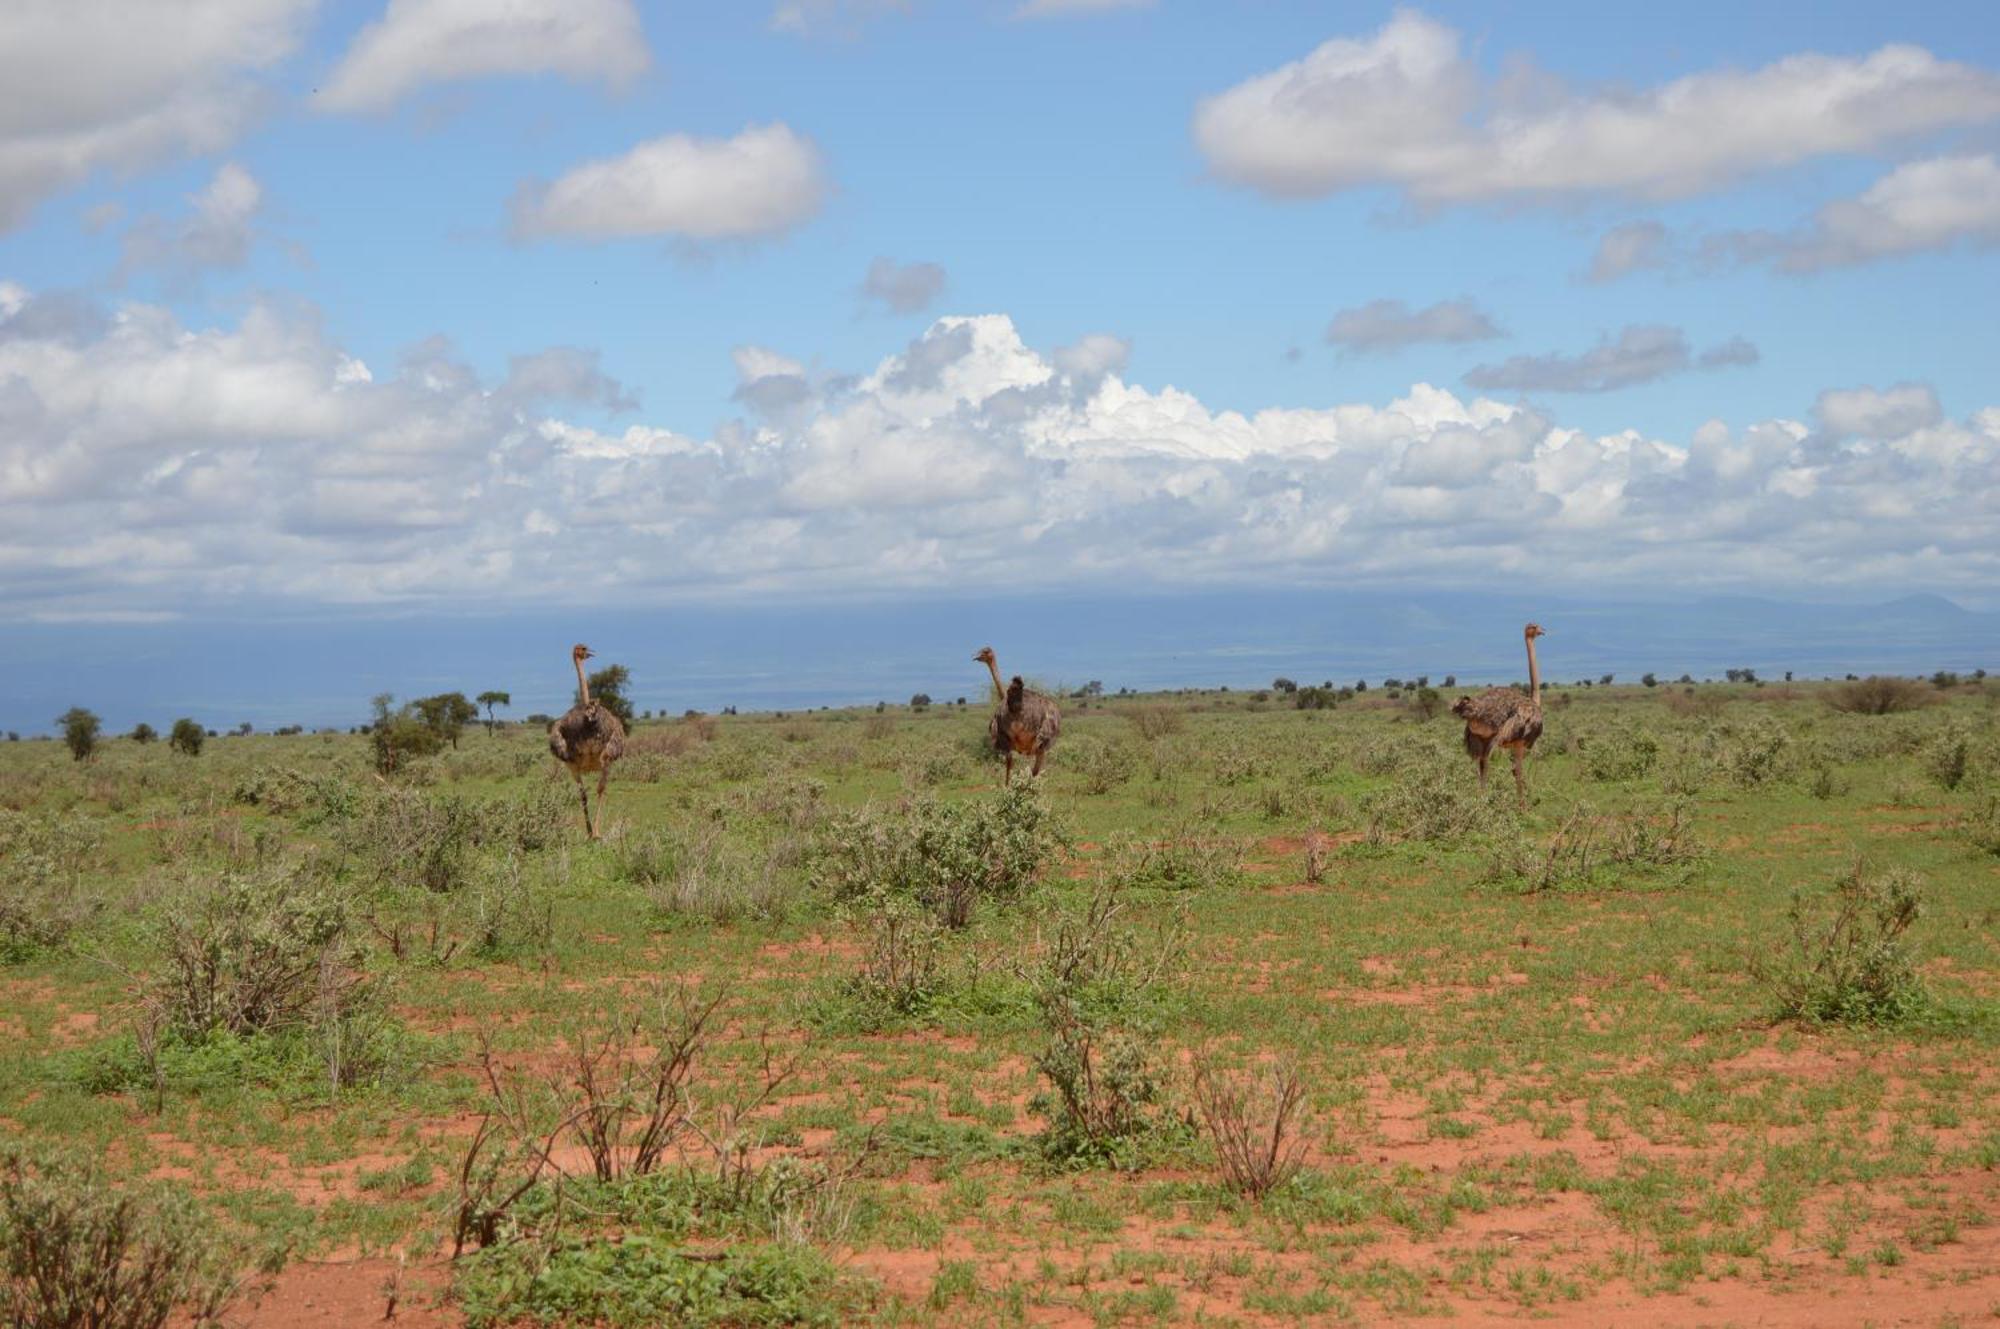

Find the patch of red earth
[[227, 1256, 455, 1328]]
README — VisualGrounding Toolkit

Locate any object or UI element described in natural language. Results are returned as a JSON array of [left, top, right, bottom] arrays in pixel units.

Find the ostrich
[[974, 646, 1061, 785], [548, 643, 625, 839], [1452, 624, 1547, 806]]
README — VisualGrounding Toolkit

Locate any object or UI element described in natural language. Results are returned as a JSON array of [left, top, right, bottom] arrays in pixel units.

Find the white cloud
[[119, 162, 263, 281], [1, 287, 1994, 614], [1718, 154, 2000, 273], [1324, 298, 1501, 353], [0, 0, 311, 231], [512, 124, 826, 242], [1192, 10, 2000, 206], [1816, 383, 1943, 440], [1015, 0, 1153, 17], [1466, 326, 1756, 394], [315, 0, 649, 113], [861, 256, 947, 313], [768, 0, 913, 38]]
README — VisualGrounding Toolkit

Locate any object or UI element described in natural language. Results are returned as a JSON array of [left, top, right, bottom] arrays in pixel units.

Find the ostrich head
[[572, 643, 595, 663], [973, 646, 996, 665], [1524, 623, 1546, 640]]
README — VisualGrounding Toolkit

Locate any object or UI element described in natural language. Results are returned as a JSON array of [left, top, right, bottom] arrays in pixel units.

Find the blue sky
[[3, 0, 1999, 644]]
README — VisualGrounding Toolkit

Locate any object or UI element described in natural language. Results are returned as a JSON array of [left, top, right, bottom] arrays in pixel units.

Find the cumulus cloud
[[315, 0, 649, 112], [1192, 10, 2000, 206], [512, 124, 826, 243], [861, 256, 946, 313], [1714, 154, 2000, 273], [0, 0, 311, 232], [118, 162, 263, 282], [1586, 221, 1672, 283], [1, 287, 1994, 615], [500, 347, 636, 412], [1324, 298, 1501, 353], [1816, 383, 1943, 440], [1465, 326, 1757, 394]]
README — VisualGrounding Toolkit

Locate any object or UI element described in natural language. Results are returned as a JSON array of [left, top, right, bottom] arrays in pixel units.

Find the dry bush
[[860, 713, 896, 742], [1825, 676, 1933, 715], [1661, 689, 1729, 720], [1191, 1060, 1311, 1200], [1302, 833, 1329, 885], [1484, 799, 1705, 893], [1124, 705, 1184, 740], [623, 724, 707, 761]]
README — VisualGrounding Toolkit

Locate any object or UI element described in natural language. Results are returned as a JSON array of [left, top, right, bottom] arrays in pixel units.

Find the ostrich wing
[[1453, 687, 1528, 735]]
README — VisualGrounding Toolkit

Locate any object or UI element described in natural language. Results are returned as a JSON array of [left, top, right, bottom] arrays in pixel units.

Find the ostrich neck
[[1525, 636, 1541, 706], [984, 657, 1006, 703], [575, 658, 592, 708]]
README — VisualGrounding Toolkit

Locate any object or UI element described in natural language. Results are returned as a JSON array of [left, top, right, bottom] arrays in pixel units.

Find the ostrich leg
[[1030, 748, 1046, 778], [1476, 745, 1489, 790], [1510, 747, 1527, 807], [592, 768, 610, 840], [1003, 753, 1014, 788], [572, 771, 591, 835]]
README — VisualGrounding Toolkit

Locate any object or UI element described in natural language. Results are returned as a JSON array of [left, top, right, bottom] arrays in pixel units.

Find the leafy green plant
[[1751, 862, 1930, 1025], [812, 786, 1067, 928], [168, 718, 205, 757]]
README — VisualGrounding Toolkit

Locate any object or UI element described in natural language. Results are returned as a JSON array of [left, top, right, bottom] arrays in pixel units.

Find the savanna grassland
[[2, 678, 1998, 1327]]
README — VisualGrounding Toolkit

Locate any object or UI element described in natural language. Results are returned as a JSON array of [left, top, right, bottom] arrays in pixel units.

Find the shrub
[[1957, 795, 2000, 857], [0, 810, 104, 960], [1362, 748, 1488, 843], [152, 868, 362, 1041], [1111, 822, 1244, 892], [624, 825, 800, 927], [839, 899, 949, 1026], [1920, 722, 1973, 792], [813, 787, 1067, 928], [1483, 799, 1705, 893], [0, 1144, 243, 1329], [368, 694, 446, 775], [1026, 884, 1188, 1168], [1406, 687, 1444, 721], [56, 707, 100, 763], [130, 723, 157, 745], [1067, 737, 1137, 794], [1580, 732, 1659, 782], [1718, 716, 1792, 787], [1825, 676, 1931, 715], [1751, 862, 1929, 1025], [1124, 705, 1183, 740], [1191, 1060, 1311, 1201], [168, 719, 204, 757]]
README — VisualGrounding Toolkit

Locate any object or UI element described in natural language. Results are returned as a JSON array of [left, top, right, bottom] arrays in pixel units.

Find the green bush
[[1920, 722, 1973, 792], [812, 787, 1067, 928], [168, 719, 205, 757], [152, 868, 360, 1040], [0, 810, 104, 961], [1752, 862, 1929, 1025], [0, 1144, 243, 1329]]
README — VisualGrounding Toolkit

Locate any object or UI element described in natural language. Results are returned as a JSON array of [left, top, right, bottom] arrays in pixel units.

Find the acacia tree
[[130, 722, 157, 744], [169, 718, 205, 756], [476, 690, 512, 734], [583, 664, 635, 728], [414, 692, 479, 749], [57, 707, 100, 762]]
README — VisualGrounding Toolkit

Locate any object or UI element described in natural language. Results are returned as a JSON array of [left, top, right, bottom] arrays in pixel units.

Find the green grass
[[0, 680, 1996, 1322]]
